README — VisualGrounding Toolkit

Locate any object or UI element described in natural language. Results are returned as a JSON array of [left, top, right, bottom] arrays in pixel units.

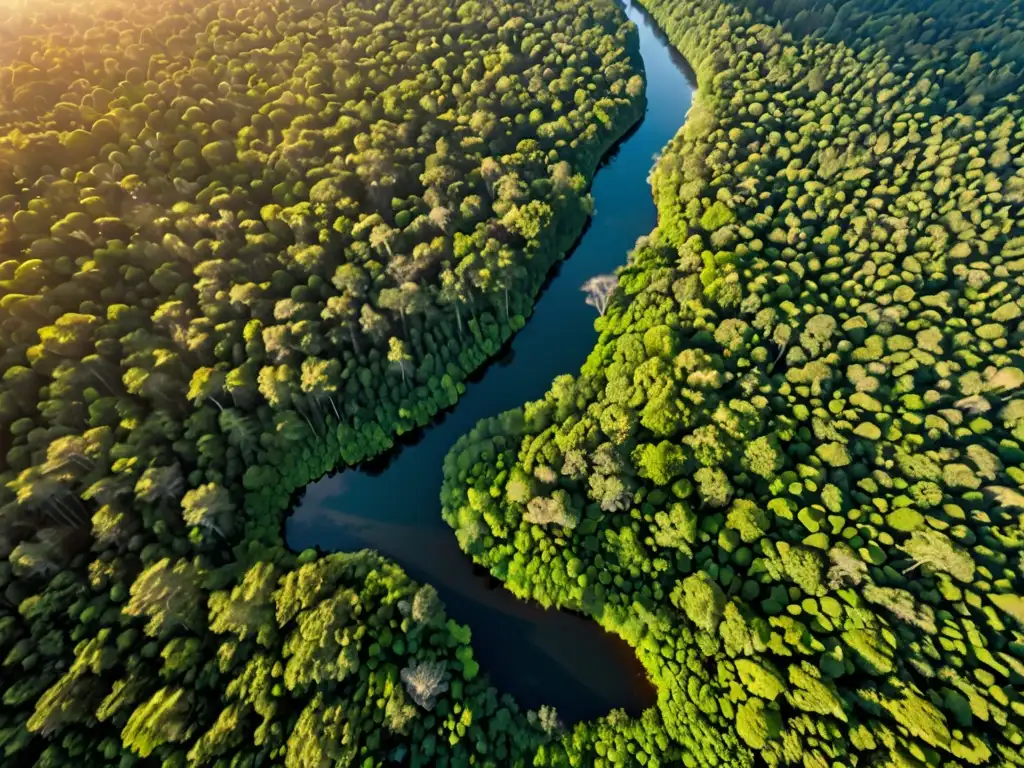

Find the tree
[[429, 206, 452, 233], [258, 364, 296, 409], [181, 482, 232, 537], [524, 490, 578, 529], [589, 471, 632, 512], [359, 303, 389, 344], [300, 357, 342, 420], [388, 337, 413, 387], [379, 282, 427, 337], [281, 589, 360, 691], [634, 441, 686, 485], [799, 313, 837, 357], [439, 268, 468, 339], [134, 464, 184, 504], [743, 434, 783, 479], [879, 685, 951, 750], [384, 690, 417, 735], [735, 698, 783, 749], [369, 223, 397, 258], [863, 585, 937, 634], [652, 502, 698, 551], [779, 543, 825, 596], [735, 658, 786, 701], [505, 465, 536, 504], [26, 670, 96, 737], [900, 529, 976, 583], [480, 157, 502, 198], [726, 499, 769, 543], [816, 441, 851, 467], [38, 313, 101, 357], [219, 408, 258, 461], [401, 660, 449, 710], [328, 264, 369, 353], [8, 464, 88, 529], [122, 687, 192, 758], [581, 274, 618, 316], [827, 544, 868, 589], [331, 262, 369, 296], [672, 571, 725, 633], [412, 584, 444, 625], [9, 534, 68, 577], [536, 705, 562, 735], [209, 562, 278, 646], [694, 466, 733, 507], [125, 558, 203, 636]]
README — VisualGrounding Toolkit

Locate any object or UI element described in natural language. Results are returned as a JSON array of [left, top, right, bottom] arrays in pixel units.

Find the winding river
[[287, 0, 695, 724]]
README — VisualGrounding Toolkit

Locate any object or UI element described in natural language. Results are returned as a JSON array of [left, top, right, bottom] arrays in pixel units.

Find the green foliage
[[440, 0, 1024, 765], [735, 659, 785, 701], [735, 698, 782, 750], [673, 571, 726, 632], [6, 0, 1024, 763], [0, 0, 646, 763]]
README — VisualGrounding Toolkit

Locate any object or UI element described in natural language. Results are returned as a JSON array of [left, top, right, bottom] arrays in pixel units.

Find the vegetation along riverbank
[[2, 0, 1024, 765], [0, 0, 647, 763], [443, 0, 1024, 764]]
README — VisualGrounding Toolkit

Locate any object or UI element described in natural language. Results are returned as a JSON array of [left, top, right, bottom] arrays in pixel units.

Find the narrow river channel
[[287, 0, 695, 724]]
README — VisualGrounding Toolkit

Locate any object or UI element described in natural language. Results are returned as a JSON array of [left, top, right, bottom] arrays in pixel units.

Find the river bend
[[287, 0, 695, 723]]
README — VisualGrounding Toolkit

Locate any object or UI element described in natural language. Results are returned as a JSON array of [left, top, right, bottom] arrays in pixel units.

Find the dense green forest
[[5, 0, 1024, 763], [443, 0, 1024, 765], [0, 0, 648, 763]]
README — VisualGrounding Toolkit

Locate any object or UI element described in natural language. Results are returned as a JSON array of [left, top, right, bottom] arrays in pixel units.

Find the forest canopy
[[0, 0, 647, 764], [4, 0, 1024, 763], [441, 0, 1024, 765]]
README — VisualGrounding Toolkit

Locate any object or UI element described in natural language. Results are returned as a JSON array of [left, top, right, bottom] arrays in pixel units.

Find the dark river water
[[287, 0, 695, 723]]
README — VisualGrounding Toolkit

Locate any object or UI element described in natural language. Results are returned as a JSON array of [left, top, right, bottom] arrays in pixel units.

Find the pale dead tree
[[581, 274, 617, 316], [826, 544, 868, 590], [954, 394, 990, 414], [560, 449, 587, 480], [524, 493, 577, 530], [531, 705, 563, 735], [401, 660, 449, 710], [986, 366, 1024, 396], [428, 206, 452, 233], [986, 485, 1024, 509], [533, 465, 558, 485]]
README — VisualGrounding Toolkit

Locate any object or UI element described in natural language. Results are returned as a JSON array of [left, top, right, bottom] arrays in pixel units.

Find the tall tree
[[388, 337, 413, 387]]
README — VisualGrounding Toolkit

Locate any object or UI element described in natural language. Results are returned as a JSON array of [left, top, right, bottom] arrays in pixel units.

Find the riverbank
[[288, 0, 697, 721]]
